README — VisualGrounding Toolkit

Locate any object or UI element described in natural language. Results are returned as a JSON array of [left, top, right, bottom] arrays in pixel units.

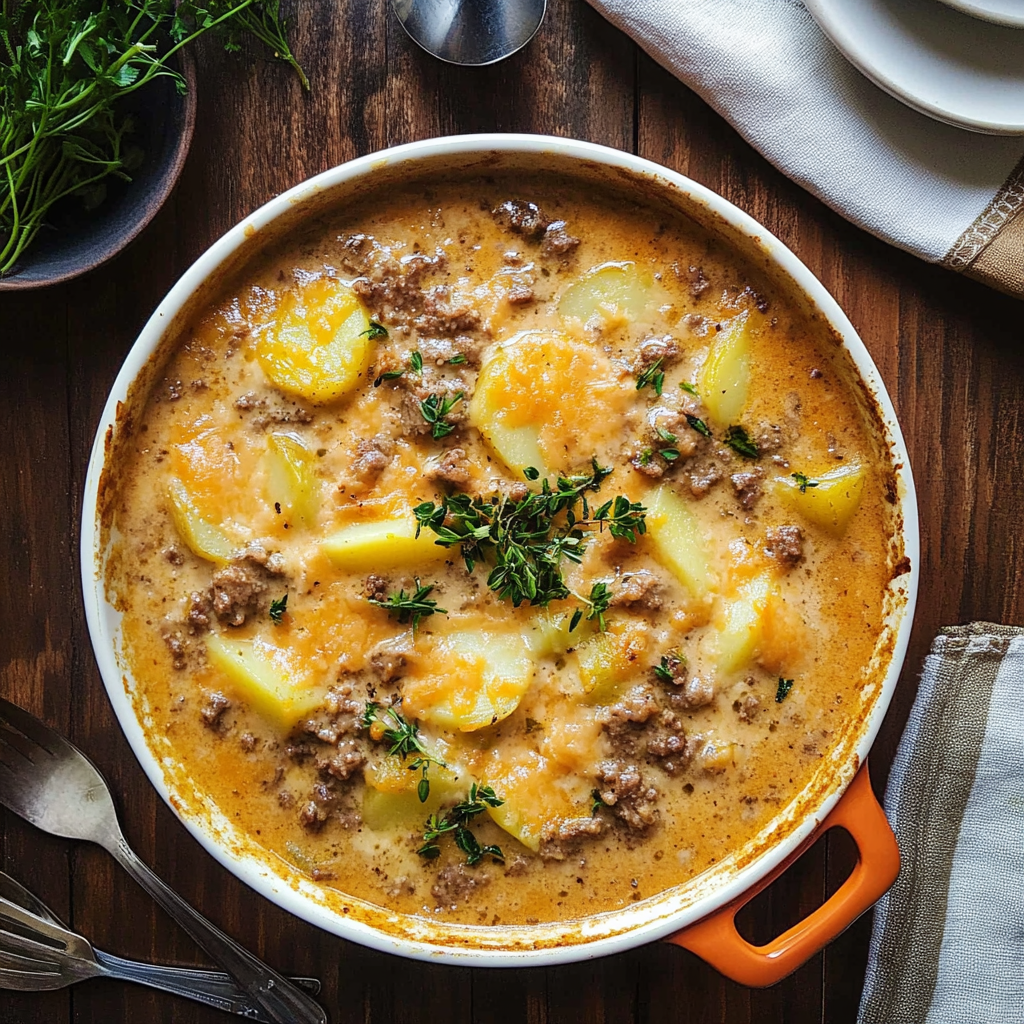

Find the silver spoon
[[0, 871, 320, 1018], [392, 0, 546, 65], [0, 698, 326, 1024]]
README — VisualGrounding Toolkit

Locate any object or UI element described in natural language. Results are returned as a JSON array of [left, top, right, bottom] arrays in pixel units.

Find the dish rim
[[80, 132, 920, 966]]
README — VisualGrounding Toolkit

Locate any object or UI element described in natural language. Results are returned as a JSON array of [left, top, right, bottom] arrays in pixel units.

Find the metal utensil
[[0, 871, 321, 1019], [0, 698, 327, 1024], [391, 0, 546, 65]]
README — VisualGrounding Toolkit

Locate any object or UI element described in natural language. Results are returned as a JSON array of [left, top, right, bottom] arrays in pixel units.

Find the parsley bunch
[[413, 459, 646, 610], [0, 0, 305, 276]]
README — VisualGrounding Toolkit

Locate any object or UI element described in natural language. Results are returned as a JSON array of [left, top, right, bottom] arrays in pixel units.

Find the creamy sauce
[[107, 174, 896, 927]]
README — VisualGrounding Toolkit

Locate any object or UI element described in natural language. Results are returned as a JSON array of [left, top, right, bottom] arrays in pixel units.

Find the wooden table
[[2, 3, 1021, 1021]]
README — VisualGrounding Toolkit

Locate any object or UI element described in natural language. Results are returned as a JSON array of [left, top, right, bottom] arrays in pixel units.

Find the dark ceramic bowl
[[0, 51, 196, 291]]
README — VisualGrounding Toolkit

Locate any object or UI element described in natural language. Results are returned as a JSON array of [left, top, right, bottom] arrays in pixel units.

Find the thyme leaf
[[419, 391, 464, 440], [636, 358, 665, 396], [269, 593, 288, 624], [792, 472, 819, 493], [724, 425, 759, 459], [686, 415, 712, 438], [361, 319, 388, 340], [368, 579, 447, 632], [775, 677, 794, 703], [361, 701, 446, 802], [418, 783, 505, 866]]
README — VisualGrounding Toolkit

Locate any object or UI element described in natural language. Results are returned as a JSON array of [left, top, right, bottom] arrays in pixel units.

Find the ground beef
[[492, 199, 548, 239], [506, 279, 535, 304], [734, 693, 761, 722], [351, 434, 394, 482], [538, 816, 604, 860], [210, 564, 266, 626], [755, 422, 785, 455], [604, 685, 661, 727], [418, 334, 486, 368], [277, 790, 295, 809], [299, 800, 330, 831], [595, 761, 659, 830], [431, 863, 489, 908], [368, 637, 413, 682], [669, 675, 716, 710], [350, 247, 446, 321], [186, 591, 211, 632], [200, 691, 230, 729], [416, 284, 482, 335], [285, 741, 313, 762], [688, 458, 723, 498], [630, 451, 666, 478], [364, 574, 390, 603], [239, 732, 257, 752], [731, 467, 765, 509], [164, 546, 184, 566], [236, 541, 285, 575], [765, 525, 805, 567], [633, 335, 680, 375], [680, 264, 710, 298], [645, 711, 696, 774], [541, 220, 580, 258], [609, 570, 662, 610], [392, 369, 469, 438], [315, 739, 366, 781], [427, 446, 472, 486], [163, 631, 187, 670]]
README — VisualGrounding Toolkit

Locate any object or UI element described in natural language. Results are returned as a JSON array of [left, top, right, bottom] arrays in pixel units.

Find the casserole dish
[[81, 134, 918, 986]]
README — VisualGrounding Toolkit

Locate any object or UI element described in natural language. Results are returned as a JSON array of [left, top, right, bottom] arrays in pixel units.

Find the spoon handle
[[106, 833, 327, 1024], [94, 949, 321, 1021]]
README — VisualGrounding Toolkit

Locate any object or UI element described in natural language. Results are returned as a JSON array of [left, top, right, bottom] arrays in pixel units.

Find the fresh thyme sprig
[[361, 701, 446, 802], [418, 783, 505, 865], [420, 391, 464, 440], [373, 349, 423, 387], [569, 581, 613, 632], [268, 593, 287, 624], [414, 458, 645, 612], [368, 579, 447, 632], [361, 319, 388, 340], [724, 425, 759, 459], [636, 357, 665, 396]]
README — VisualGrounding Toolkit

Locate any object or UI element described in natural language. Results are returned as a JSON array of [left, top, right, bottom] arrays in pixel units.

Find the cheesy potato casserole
[[107, 173, 897, 926]]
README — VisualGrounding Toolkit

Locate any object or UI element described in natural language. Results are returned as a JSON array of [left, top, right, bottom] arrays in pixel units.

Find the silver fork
[[0, 698, 327, 1024], [0, 870, 320, 1018]]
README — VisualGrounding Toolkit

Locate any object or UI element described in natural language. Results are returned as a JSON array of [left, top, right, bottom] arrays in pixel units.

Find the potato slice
[[256, 278, 372, 404], [205, 634, 322, 727], [321, 516, 448, 573], [524, 609, 595, 658], [361, 755, 464, 832], [576, 620, 650, 705], [469, 330, 626, 477], [557, 262, 650, 323], [166, 477, 234, 564], [401, 630, 535, 732], [716, 572, 774, 674], [266, 432, 320, 527], [482, 750, 594, 852], [644, 483, 714, 601], [700, 310, 754, 425], [773, 464, 867, 536]]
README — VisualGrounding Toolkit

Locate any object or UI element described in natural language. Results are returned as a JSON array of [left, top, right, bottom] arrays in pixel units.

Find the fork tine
[[0, 723, 43, 766], [0, 699, 60, 756]]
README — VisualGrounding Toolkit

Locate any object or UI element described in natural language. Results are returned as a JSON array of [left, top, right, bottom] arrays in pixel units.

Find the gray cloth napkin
[[585, 0, 1024, 298], [858, 623, 1024, 1023]]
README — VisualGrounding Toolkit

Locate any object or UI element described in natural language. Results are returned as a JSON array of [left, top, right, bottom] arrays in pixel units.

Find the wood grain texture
[[1, 1, 1022, 1021]]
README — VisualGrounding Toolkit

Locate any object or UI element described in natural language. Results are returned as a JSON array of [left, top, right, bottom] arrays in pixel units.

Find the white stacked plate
[[805, 0, 1024, 134]]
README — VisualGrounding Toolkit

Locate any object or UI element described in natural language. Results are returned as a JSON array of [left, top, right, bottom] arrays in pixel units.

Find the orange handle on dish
[[665, 764, 898, 988]]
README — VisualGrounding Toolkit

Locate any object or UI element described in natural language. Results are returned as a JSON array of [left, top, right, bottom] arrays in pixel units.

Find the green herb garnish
[[653, 649, 685, 683], [775, 678, 794, 703], [792, 472, 819, 493], [374, 349, 423, 387], [686, 415, 712, 439], [656, 426, 679, 461], [523, 466, 540, 481], [410, 350, 424, 373], [368, 579, 447, 632], [361, 319, 388, 340], [636, 358, 665, 396], [420, 391, 464, 440], [361, 701, 446, 802], [724, 425, 759, 459], [447, 353, 466, 365], [575, 581, 612, 632], [414, 458, 643, 613], [418, 783, 505, 865], [0, 0, 306, 277], [269, 593, 287, 624], [591, 789, 606, 816], [679, 381, 700, 397]]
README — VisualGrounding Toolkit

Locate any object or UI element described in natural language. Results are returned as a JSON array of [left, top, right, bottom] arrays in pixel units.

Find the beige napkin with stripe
[[585, 0, 1024, 298], [858, 623, 1024, 1023]]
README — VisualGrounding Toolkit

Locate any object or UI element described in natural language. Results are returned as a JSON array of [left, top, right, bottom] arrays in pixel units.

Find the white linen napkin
[[585, 0, 1024, 297], [857, 623, 1024, 1023]]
